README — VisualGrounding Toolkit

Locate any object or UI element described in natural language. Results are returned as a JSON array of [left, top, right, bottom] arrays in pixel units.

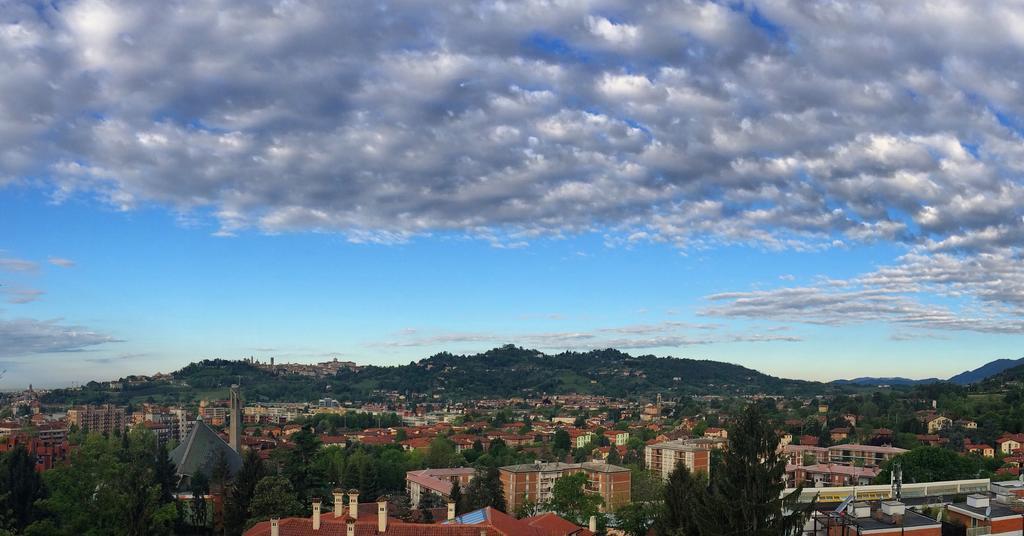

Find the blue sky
[[3, 0, 1024, 387], [3, 188, 1018, 387]]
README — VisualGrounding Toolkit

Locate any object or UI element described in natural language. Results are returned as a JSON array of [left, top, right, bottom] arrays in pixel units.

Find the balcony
[[966, 527, 991, 536]]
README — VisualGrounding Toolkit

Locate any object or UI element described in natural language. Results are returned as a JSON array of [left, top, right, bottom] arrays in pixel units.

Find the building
[[703, 427, 728, 439], [645, 439, 711, 480], [603, 430, 629, 446], [786, 463, 879, 488], [405, 467, 476, 505], [244, 496, 595, 536], [169, 418, 243, 489], [229, 384, 242, 453], [946, 494, 1024, 536], [811, 501, 940, 535], [997, 434, 1024, 454], [500, 461, 631, 513], [66, 404, 127, 435], [826, 444, 906, 467], [34, 422, 69, 447]]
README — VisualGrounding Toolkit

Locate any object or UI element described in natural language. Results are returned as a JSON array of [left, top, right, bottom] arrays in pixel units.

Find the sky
[[3, 0, 1024, 388]]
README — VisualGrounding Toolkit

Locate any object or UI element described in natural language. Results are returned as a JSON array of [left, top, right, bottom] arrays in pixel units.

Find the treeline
[[0, 428, 179, 535]]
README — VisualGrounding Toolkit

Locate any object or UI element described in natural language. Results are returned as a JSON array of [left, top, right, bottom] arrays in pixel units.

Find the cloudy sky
[[3, 0, 1024, 387]]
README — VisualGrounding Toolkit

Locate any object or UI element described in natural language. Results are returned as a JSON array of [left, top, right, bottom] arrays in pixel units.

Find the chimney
[[347, 519, 356, 536], [447, 501, 456, 521], [967, 494, 990, 509], [348, 490, 359, 520], [313, 497, 322, 531], [881, 501, 905, 517], [377, 498, 388, 533], [849, 502, 871, 518], [334, 489, 344, 517], [270, 518, 279, 536], [589, 515, 598, 532]]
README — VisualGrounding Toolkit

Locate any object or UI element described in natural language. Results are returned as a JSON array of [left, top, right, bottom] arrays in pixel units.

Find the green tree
[[695, 404, 814, 535], [544, 473, 603, 526], [653, 464, 705, 536], [0, 445, 44, 531], [617, 501, 659, 536], [875, 447, 982, 484], [464, 466, 506, 512], [606, 446, 621, 465], [425, 437, 458, 468], [190, 471, 210, 533], [224, 448, 266, 536], [283, 426, 325, 501], [450, 479, 464, 515], [553, 430, 571, 453], [249, 476, 303, 522]]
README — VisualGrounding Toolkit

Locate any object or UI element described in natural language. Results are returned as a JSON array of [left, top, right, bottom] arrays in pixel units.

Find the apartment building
[[66, 404, 127, 435], [645, 439, 711, 480], [500, 461, 631, 512], [405, 468, 476, 505], [827, 444, 906, 467], [786, 463, 879, 488]]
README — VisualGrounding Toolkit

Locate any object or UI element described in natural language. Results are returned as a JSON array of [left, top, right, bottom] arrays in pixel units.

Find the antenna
[[891, 460, 903, 501]]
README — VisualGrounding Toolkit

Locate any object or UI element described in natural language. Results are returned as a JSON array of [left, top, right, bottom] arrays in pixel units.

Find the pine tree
[[695, 403, 814, 536], [450, 479, 464, 515], [653, 464, 705, 536], [606, 446, 621, 465], [224, 449, 266, 536]]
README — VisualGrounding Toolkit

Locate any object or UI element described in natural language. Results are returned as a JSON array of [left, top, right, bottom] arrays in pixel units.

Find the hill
[[830, 376, 941, 386], [331, 346, 822, 399], [41, 345, 824, 405], [948, 357, 1024, 385]]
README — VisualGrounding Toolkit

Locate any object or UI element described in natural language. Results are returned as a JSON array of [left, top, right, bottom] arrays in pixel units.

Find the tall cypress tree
[[449, 479, 464, 515], [695, 403, 814, 535]]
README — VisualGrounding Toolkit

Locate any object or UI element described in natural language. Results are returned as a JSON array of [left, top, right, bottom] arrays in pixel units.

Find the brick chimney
[[270, 518, 279, 536], [347, 519, 356, 536], [377, 498, 388, 533], [334, 489, 344, 518], [313, 497, 322, 531], [348, 490, 359, 520], [447, 501, 456, 521], [589, 515, 597, 532]]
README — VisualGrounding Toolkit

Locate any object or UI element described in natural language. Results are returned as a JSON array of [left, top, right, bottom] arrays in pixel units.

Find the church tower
[[229, 384, 242, 452]]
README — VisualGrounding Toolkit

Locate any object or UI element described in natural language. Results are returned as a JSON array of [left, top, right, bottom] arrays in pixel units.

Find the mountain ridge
[[830, 356, 1024, 386]]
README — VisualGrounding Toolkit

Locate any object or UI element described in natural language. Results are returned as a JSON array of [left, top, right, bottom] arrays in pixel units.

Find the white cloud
[[0, 317, 120, 357], [47, 257, 76, 268], [2, 0, 1024, 335]]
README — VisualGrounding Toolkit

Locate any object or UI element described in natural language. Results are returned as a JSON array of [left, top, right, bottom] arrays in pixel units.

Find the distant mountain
[[947, 357, 1024, 385], [42, 345, 825, 404], [830, 377, 941, 386], [829, 356, 1024, 387], [977, 362, 1024, 388]]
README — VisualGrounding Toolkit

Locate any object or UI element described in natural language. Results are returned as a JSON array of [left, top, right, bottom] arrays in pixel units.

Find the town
[[4, 350, 1024, 535]]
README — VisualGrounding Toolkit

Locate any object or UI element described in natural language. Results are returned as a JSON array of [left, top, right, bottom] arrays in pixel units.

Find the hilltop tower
[[229, 384, 242, 452]]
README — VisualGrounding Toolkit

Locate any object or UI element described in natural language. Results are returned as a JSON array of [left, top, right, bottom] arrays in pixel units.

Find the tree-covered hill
[[43, 345, 825, 405], [336, 345, 821, 399]]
